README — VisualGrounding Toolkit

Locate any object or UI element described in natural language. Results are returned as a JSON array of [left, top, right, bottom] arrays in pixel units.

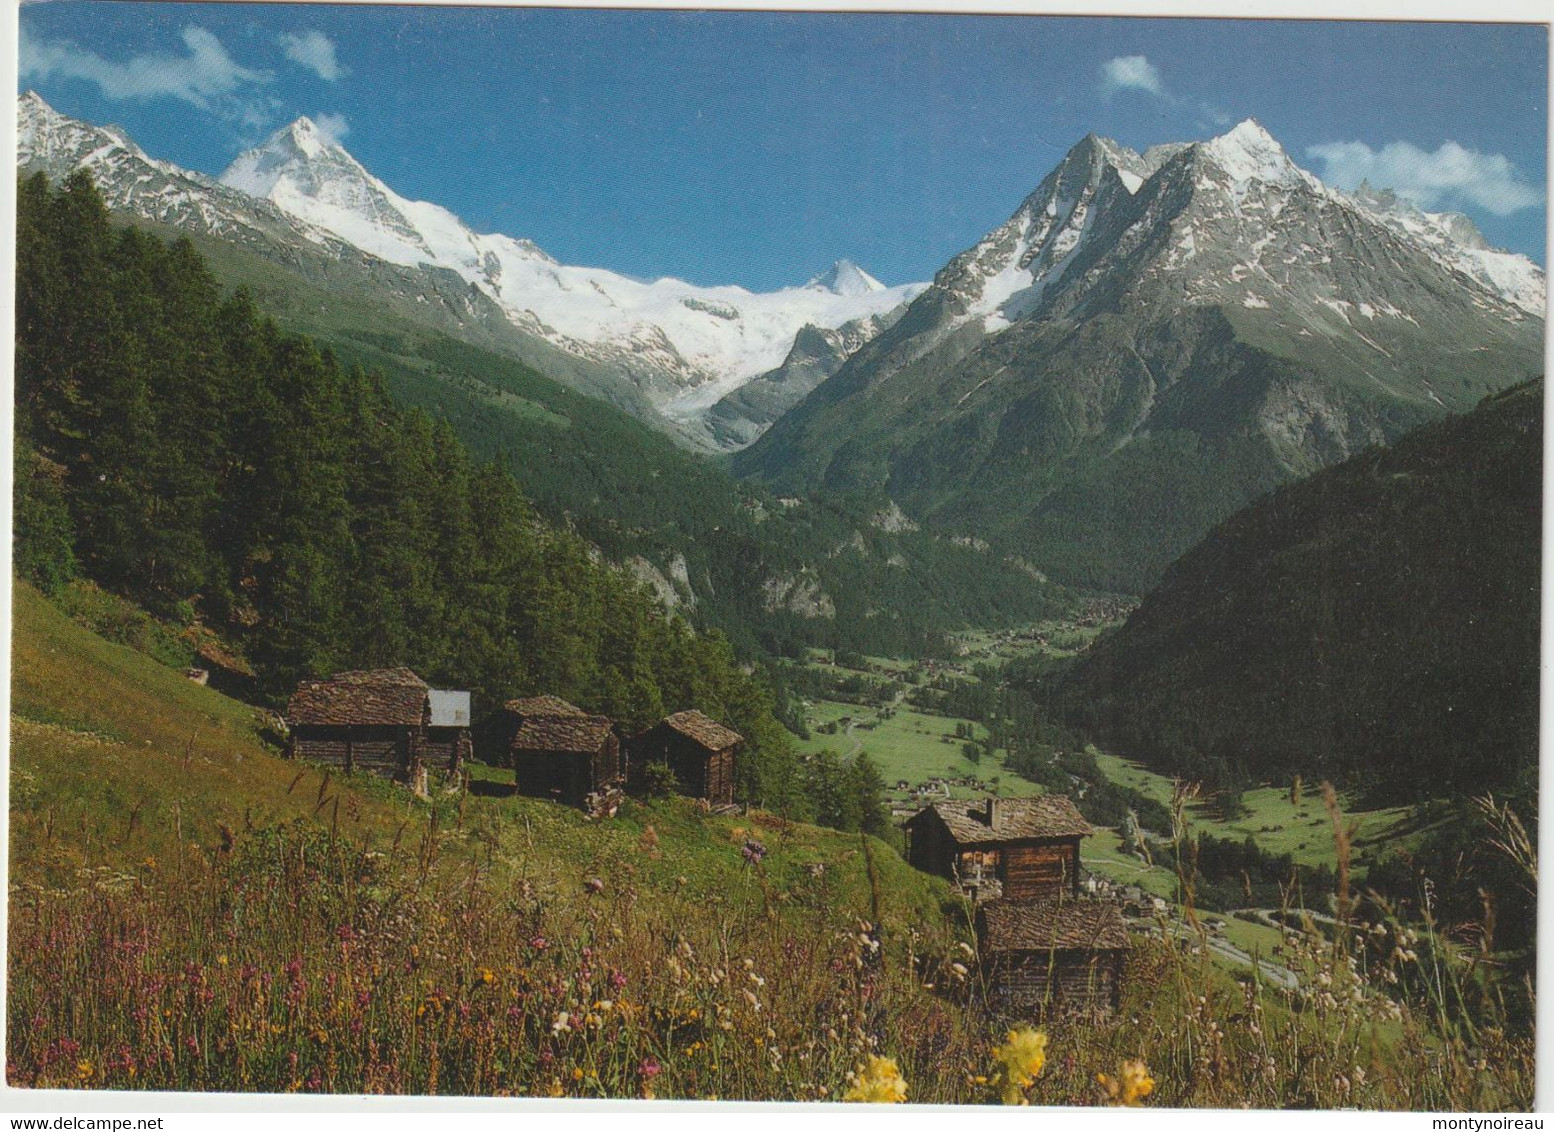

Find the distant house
[[630, 710, 741, 806], [285, 667, 470, 788], [904, 795, 1092, 902], [976, 897, 1129, 1019], [494, 696, 624, 814]]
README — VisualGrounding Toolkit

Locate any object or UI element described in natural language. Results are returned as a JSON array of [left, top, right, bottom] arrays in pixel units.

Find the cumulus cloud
[[1307, 139, 1543, 216], [277, 30, 345, 82], [312, 112, 350, 144], [21, 25, 272, 111], [1100, 55, 1165, 98]]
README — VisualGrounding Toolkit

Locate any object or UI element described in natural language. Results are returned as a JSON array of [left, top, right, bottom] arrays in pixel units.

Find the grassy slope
[[9, 583, 1528, 1108], [1091, 750, 1417, 876], [9, 580, 953, 932], [10, 582, 420, 881]]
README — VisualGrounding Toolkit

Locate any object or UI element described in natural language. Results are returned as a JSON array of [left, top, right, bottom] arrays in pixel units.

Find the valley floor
[[6, 584, 1533, 1108]]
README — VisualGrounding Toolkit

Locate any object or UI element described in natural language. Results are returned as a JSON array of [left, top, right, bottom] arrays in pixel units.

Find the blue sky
[[18, 4, 1549, 289]]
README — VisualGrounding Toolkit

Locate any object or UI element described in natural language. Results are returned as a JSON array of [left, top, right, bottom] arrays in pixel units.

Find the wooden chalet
[[285, 667, 471, 787], [494, 696, 624, 814], [629, 710, 740, 806], [905, 795, 1093, 902], [976, 897, 1129, 1019]]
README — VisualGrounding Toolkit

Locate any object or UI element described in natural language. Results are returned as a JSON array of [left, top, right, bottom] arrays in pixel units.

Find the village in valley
[[267, 607, 1373, 1020]]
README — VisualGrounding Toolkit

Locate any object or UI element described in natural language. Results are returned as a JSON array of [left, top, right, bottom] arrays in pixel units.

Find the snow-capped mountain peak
[[806, 259, 886, 296], [1196, 117, 1312, 197], [212, 111, 926, 410]]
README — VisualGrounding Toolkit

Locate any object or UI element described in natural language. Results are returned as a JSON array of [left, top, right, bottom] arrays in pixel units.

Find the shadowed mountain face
[[734, 121, 1544, 593], [1040, 380, 1542, 805]]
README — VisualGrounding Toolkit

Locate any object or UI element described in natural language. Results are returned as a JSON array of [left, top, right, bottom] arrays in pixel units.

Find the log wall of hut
[[517, 752, 589, 804], [987, 949, 1124, 1019], [907, 811, 955, 878], [631, 730, 734, 805], [1004, 839, 1081, 900], [516, 734, 621, 807], [420, 728, 470, 777], [292, 725, 412, 779]]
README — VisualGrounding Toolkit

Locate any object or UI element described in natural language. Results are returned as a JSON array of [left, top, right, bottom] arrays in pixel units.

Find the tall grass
[[7, 793, 1534, 1107]]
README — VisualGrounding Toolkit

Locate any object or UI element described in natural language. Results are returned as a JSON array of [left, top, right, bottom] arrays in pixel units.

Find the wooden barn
[[285, 667, 471, 788], [493, 696, 624, 814], [904, 795, 1092, 902], [977, 897, 1129, 1019], [629, 710, 740, 806]]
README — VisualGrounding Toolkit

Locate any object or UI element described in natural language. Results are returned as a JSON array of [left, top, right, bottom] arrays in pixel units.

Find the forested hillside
[[129, 219, 1080, 662], [12, 170, 806, 808], [1035, 379, 1541, 804]]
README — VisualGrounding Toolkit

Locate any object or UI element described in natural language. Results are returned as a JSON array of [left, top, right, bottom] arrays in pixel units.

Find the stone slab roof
[[660, 710, 742, 751], [912, 795, 1093, 845], [979, 898, 1130, 953], [512, 714, 615, 755], [287, 668, 429, 727]]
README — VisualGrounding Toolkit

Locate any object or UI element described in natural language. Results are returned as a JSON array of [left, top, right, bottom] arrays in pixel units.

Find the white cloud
[[277, 30, 345, 82], [21, 25, 271, 112], [1307, 139, 1543, 216], [312, 112, 350, 144], [1100, 55, 1165, 98]]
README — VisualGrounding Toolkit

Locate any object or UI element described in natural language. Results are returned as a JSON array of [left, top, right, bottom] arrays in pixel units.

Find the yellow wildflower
[[1098, 1059, 1156, 1107], [478, 968, 498, 987], [991, 1028, 1048, 1105], [572, 1067, 585, 1081], [216, 954, 229, 967], [546, 1079, 564, 1097], [843, 1055, 907, 1104], [76, 1060, 94, 1082]]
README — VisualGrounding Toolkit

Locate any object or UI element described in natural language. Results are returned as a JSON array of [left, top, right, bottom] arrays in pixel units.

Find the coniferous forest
[[12, 170, 835, 813]]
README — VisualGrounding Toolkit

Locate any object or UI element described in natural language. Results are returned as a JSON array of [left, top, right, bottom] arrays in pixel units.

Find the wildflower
[[572, 1067, 585, 1081], [638, 1057, 662, 1079], [843, 1055, 907, 1104], [478, 968, 498, 987], [1098, 1059, 1155, 1107], [216, 954, 229, 967], [991, 1028, 1048, 1105], [142, 857, 157, 871], [529, 935, 548, 951], [551, 1012, 573, 1035], [585, 877, 605, 895], [76, 1060, 94, 1082], [742, 839, 767, 865]]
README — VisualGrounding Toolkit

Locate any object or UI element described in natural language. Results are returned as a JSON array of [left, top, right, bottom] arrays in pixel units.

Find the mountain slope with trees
[[1034, 379, 1541, 804], [13, 169, 817, 810]]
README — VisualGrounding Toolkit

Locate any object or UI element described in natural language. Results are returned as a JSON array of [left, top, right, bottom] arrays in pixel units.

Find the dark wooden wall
[[516, 751, 590, 805], [594, 734, 623, 792], [908, 812, 954, 878], [293, 725, 411, 779], [516, 735, 623, 809], [293, 724, 470, 784], [987, 949, 1123, 1019], [631, 729, 734, 805], [1004, 839, 1080, 900], [420, 728, 469, 776]]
